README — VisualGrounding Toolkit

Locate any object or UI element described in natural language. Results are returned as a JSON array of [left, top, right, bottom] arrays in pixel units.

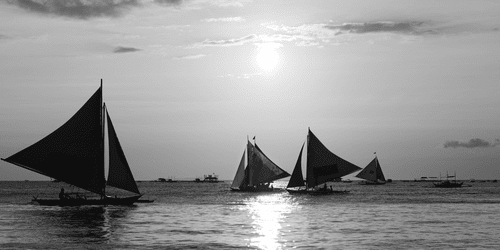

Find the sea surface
[[1, 180, 499, 249]]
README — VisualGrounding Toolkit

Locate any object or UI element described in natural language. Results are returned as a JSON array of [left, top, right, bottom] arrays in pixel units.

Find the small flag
[[253, 136, 255, 140]]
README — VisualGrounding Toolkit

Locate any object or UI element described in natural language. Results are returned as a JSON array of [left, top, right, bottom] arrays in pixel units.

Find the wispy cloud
[[172, 54, 208, 60], [7, 0, 249, 19], [8, 0, 140, 19], [189, 34, 257, 48], [202, 17, 245, 22], [324, 21, 436, 35], [113, 46, 141, 53], [443, 138, 500, 149], [261, 20, 441, 47], [153, 0, 182, 5], [155, 0, 249, 8]]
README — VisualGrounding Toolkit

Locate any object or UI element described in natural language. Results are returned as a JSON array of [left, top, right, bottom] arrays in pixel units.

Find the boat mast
[[101, 79, 106, 197], [306, 127, 310, 190]]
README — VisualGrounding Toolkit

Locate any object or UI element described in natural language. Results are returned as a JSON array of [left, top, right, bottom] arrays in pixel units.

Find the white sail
[[231, 150, 246, 188]]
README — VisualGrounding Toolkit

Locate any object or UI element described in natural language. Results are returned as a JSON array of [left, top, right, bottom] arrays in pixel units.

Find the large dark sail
[[2, 87, 105, 195], [306, 129, 361, 187], [250, 143, 290, 185], [232, 139, 290, 191], [287, 142, 305, 188], [106, 109, 140, 195]]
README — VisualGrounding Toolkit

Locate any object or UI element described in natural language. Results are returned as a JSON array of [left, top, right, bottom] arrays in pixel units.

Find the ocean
[[1, 180, 499, 249]]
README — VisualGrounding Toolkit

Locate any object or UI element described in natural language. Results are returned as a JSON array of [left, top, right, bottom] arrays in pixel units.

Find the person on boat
[[59, 187, 67, 200]]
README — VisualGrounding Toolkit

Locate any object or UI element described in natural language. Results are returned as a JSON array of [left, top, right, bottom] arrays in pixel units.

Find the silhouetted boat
[[230, 138, 290, 192], [356, 156, 386, 185], [434, 172, 463, 188], [202, 173, 220, 183], [286, 128, 362, 195], [2, 80, 153, 205]]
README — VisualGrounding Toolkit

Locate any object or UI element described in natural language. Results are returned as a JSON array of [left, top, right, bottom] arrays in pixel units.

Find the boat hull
[[33, 195, 143, 206], [433, 182, 463, 188], [230, 187, 280, 192], [360, 181, 386, 185], [286, 189, 350, 195]]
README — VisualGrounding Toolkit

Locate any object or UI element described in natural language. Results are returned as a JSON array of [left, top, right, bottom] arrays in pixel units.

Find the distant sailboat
[[230, 139, 290, 192], [356, 156, 386, 185], [286, 128, 362, 194], [433, 172, 463, 188], [1, 80, 152, 205]]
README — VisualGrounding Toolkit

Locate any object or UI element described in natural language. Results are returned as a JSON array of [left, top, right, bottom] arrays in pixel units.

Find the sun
[[256, 44, 280, 71]]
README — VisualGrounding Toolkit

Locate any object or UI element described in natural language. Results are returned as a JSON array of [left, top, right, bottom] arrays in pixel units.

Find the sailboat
[[433, 172, 463, 188], [286, 128, 362, 194], [355, 156, 386, 185], [1, 80, 151, 206], [230, 139, 290, 192]]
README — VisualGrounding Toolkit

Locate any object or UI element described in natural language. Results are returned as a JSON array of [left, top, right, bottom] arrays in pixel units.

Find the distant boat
[[434, 172, 463, 188], [202, 173, 220, 183], [286, 128, 362, 195], [355, 156, 386, 185], [230, 139, 290, 192], [1, 80, 152, 205]]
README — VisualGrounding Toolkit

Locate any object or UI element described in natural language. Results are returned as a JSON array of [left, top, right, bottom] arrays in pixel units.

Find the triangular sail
[[2, 87, 105, 195], [356, 157, 386, 183], [306, 129, 361, 187], [106, 109, 140, 195], [248, 143, 290, 185], [244, 140, 254, 186], [231, 150, 246, 188], [375, 158, 386, 182], [287, 142, 305, 188]]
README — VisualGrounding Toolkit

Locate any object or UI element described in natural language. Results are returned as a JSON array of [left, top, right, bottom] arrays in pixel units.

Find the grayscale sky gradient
[[1, 0, 499, 181]]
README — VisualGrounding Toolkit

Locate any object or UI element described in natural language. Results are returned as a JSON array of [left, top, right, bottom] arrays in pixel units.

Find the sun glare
[[256, 44, 280, 71]]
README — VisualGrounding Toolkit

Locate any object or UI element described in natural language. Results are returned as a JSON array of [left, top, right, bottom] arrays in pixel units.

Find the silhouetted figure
[[59, 187, 66, 200]]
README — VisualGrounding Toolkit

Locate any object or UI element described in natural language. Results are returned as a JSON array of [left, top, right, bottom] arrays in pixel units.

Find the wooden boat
[[230, 138, 290, 192], [2, 80, 153, 205], [356, 155, 386, 185], [434, 172, 463, 188], [286, 128, 362, 195]]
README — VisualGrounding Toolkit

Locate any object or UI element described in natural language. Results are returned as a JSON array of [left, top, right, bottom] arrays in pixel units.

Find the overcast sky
[[1, 0, 499, 181]]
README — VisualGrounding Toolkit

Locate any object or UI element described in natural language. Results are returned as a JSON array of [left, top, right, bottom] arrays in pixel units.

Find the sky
[[1, 0, 499, 181]]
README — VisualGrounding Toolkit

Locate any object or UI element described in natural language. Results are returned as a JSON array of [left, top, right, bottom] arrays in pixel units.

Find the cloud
[[113, 46, 141, 53], [172, 54, 207, 59], [189, 34, 257, 48], [154, 0, 183, 5], [8, 0, 139, 19], [261, 20, 440, 47], [0, 34, 10, 40], [443, 138, 500, 149], [202, 17, 245, 22], [324, 21, 436, 35]]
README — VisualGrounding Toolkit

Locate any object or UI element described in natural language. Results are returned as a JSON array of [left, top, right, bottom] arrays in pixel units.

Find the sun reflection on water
[[244, 193, 295, 250]]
